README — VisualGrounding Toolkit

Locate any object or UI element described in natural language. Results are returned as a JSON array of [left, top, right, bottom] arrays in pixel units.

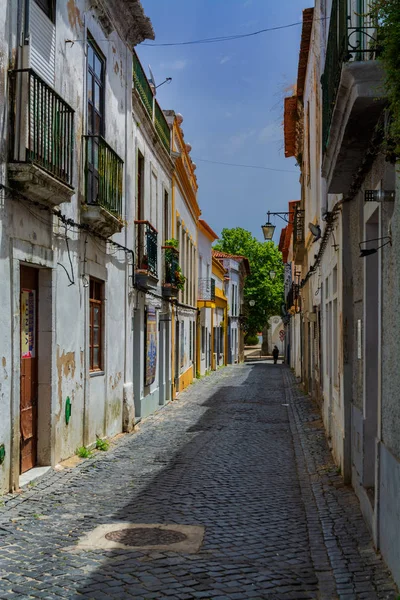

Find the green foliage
[[214, 228, 284, 336], [174, 266, 186, 291], [76, 446, 92, 459], [95, 437, 110, 451], [245, 334, 259, 346], [370, 1, 400, 155], [164, 238, 179, 249], [164, 238, 186, 291]]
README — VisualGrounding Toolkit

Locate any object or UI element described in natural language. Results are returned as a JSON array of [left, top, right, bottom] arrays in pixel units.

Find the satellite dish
[[148, 65, 156, 95], [308, 223, 321, 242]]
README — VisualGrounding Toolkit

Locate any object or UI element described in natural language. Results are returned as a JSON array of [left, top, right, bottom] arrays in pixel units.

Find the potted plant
[[162, 239, 186, 295]]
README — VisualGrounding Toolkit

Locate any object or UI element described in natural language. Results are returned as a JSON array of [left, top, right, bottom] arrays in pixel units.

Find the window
[[86, 39, 105, 204], [151, 171, 158, 228], [201, 326, 206, 355], [34, 0, 55, 22], [192, 321, 196, 362], [137, 152, 144, 221], [163, 190, 169, 243], [89, 278, 103, 371], [306, 101, 311, 186]]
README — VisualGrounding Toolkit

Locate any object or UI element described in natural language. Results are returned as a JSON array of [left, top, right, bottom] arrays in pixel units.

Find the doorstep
[[19, 466, 51, 488]]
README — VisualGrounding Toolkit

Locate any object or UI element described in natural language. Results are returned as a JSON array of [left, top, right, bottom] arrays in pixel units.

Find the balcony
[[8, 69, 74, 205], [132, 52, 171, 154], [155, 101, 171, 153], [133, 52, 154, 119], [135, 221, 158, 289], [161, 246, 180, 298], [287, 282, 301, 314], [82, 135, 124, 237], [198, 278, 216, 302], [293, 207, 305, 263], [321, 0, 385, 193]]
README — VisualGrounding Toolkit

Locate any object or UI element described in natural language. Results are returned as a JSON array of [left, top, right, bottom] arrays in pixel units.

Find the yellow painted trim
[[212, 256, 227, 279], [198, 219, 218, 242], [224, 305, 228, 365], [174, 169, 200, 223], [171, 307, 176, 397], [178, 365, 194, 392], [215, 287, 227, 301], [198, 301, 216, 309], [211, 307, 215, 370], [196, 317, 201, 376]]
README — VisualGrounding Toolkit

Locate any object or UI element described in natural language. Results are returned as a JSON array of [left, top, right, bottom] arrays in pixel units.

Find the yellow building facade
[[165, 112, 201, 397], [197, 219, 219, 376]]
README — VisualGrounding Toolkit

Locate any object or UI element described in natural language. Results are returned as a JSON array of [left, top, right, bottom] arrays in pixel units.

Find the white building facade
[[0, 0, 154, 492], [197, 219, 218, 376]]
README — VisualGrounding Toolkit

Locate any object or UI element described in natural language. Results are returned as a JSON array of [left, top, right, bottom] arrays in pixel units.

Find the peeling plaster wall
[[0, 0, 151, 492], [0, 0, 16, 492]]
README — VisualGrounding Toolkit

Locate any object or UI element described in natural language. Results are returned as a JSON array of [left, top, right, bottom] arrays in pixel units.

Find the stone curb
[[283, 367, 338, 599]]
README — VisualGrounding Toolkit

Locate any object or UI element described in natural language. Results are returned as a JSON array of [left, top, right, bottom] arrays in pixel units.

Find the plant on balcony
[[370, 0, 400, 155], [164, 238, 186, 291], [174, 268, 186, 291]]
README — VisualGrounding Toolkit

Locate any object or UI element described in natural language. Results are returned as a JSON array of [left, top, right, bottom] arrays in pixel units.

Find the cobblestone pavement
[[0, 363, 398, 600]]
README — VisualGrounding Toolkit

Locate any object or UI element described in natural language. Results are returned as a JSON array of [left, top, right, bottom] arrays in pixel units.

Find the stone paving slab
[[0, 363, 398, 599]]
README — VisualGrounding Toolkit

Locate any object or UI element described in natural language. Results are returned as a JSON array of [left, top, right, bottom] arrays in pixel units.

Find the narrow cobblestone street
[[0, 364, 398, 600]]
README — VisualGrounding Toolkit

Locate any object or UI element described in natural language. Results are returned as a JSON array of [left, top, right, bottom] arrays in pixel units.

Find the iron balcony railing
[[135, 220, 158, 277], [10, 68, 74, 186], [133, 51, 154, 119], [155, 100, 171, 153], [322, 0, 379, 151], [198, 278, 216, 302], [162, 246, 180, 287], [132, 51, 171, 154], [84, 135, 123, 217]]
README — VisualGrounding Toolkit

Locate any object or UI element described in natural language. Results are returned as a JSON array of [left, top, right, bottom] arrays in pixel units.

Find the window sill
[[90, 370, 105, 378]]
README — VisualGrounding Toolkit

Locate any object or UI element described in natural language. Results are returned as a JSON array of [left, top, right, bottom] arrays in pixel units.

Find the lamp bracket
[[266, 209, 304, 224]]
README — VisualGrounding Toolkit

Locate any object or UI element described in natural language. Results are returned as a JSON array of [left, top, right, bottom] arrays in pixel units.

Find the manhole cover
[[105, 527, 187, 547]]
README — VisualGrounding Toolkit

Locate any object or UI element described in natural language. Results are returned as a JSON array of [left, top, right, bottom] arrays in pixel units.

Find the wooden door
[[20, 266, 38, 473]]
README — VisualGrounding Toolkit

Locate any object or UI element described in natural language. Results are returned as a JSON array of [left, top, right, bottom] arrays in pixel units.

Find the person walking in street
[[272, 345, 279, 364]]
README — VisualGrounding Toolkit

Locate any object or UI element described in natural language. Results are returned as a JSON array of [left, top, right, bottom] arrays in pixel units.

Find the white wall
[[0, 0, 153, 491]]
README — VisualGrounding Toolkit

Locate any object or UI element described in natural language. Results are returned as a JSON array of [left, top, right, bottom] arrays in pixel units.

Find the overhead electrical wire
[[141, 18, 327, 47], [193, 157, 299, 174], [142, 21, 304, 46]]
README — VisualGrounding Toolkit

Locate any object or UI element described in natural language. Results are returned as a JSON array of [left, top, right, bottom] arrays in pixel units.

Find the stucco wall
[[381, 171, 400, 460], [0, 0, 155, 492]]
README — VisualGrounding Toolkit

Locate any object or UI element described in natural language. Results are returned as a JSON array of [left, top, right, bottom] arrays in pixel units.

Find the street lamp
[[262, 217, 276, 241], [261, 209, 305, 241], [269, 270, 276, 280]]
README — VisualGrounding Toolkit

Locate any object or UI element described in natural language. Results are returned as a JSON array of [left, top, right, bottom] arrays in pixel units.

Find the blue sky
[[138, 0, 307, 242]]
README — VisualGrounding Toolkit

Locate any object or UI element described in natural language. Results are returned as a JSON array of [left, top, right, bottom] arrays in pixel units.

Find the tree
[[214, 228, 284, 336], [370, 1, 400, 156]]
